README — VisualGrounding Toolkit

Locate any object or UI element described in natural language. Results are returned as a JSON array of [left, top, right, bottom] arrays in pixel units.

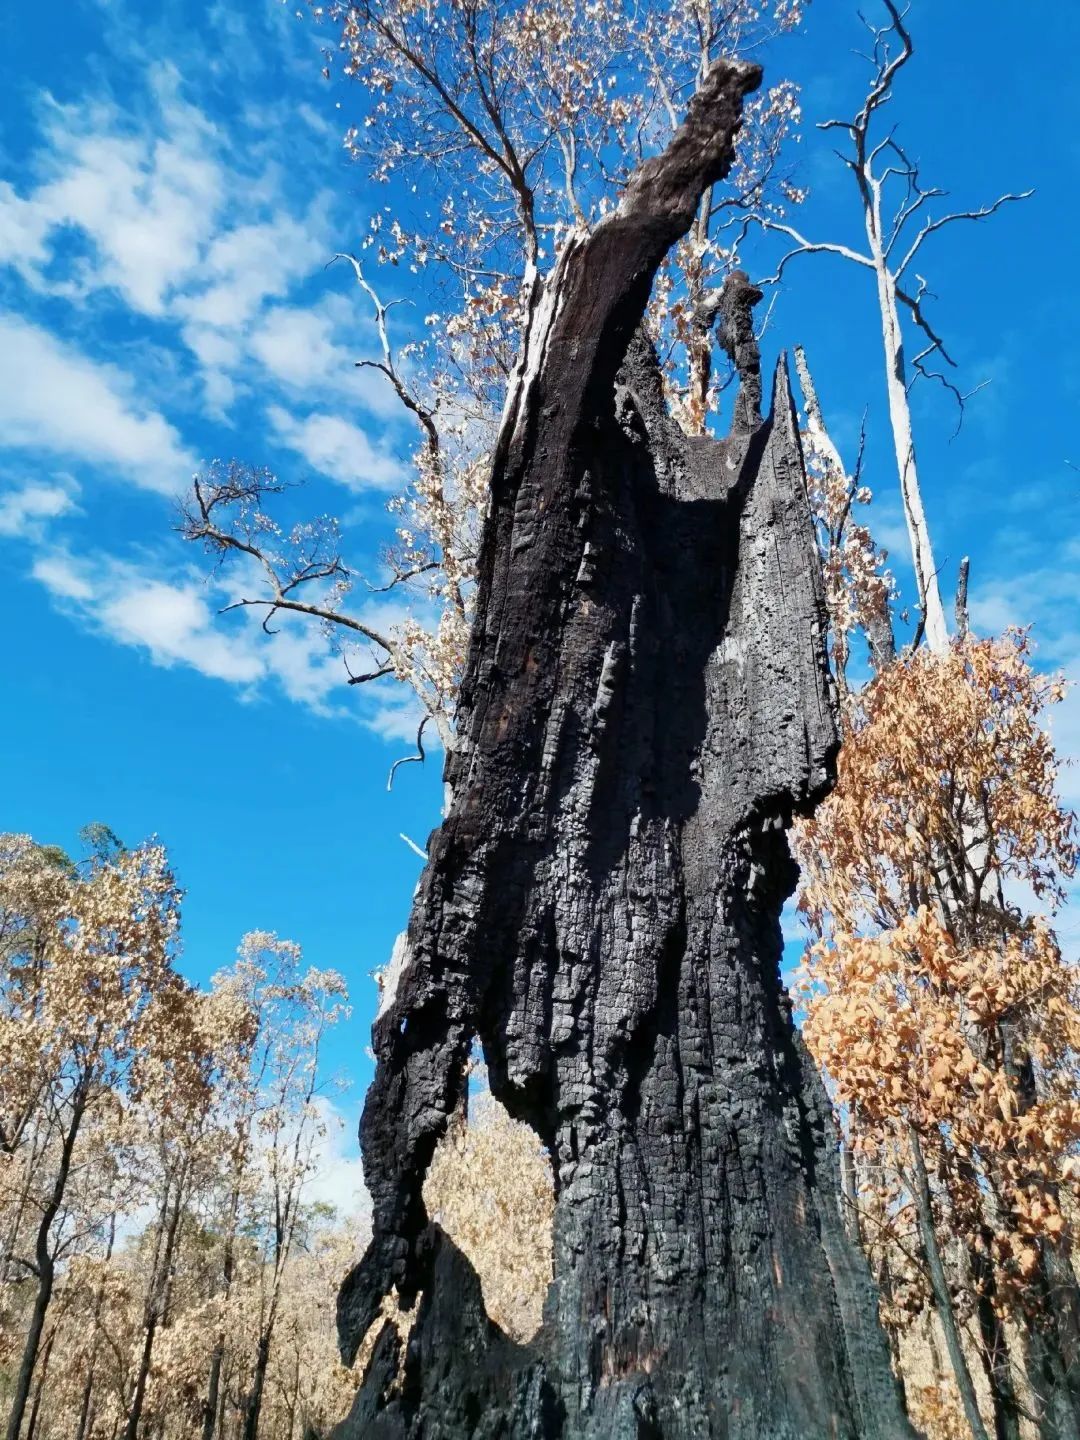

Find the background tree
[[762, 11, 1075, 1433], [0, 834, 191, 1440], [118, 979, 251, 1440], [784, 335, 1080, 1438], [229, 935, 348, 1440], [796, 634, 1080, 1440], [755, 0, 1029, 653], [0, 832, 359, 1440]]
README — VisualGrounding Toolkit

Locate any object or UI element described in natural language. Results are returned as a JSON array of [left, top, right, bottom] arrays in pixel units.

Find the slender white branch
[[856, 0, 913, 133], [894, 191, 1033, 280], [332, 253, 441, 452], [751, 217, 873, 285]]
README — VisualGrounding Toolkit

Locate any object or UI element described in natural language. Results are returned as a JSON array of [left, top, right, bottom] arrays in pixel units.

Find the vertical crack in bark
[[333, 58, 913, 1440]]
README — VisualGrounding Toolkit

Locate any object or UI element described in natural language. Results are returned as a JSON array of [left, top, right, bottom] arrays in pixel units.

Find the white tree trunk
[[869, 244, 949, 654]]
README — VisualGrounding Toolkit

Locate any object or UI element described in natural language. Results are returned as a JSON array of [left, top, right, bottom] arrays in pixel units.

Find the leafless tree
[[754, 0, 1029, 654], [177, 460, 459, 761]]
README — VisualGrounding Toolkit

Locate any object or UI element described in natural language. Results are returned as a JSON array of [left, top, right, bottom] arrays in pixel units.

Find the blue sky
[[2, 2, 1079, 1208]]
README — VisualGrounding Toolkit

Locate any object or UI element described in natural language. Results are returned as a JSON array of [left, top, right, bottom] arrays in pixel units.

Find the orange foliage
[[796, 633, 1079, 1318]]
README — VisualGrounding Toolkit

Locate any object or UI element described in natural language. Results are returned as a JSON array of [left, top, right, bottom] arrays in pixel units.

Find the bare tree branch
[[387, 715, 430, 792], [894, 190, 1033, 280], [331, 253, 441, 454], [750, 216, 873, 286], [855, 0, 913, 133], [217, 593, 397, 655]]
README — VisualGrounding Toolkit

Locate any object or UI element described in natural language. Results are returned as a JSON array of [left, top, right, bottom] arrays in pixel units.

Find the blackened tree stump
[[332, 59, 913, 1440]]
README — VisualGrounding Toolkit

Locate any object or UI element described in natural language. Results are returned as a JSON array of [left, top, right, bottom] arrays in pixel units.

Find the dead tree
[[754, 0, 1029, 656], [331, 60, 913, 1439]]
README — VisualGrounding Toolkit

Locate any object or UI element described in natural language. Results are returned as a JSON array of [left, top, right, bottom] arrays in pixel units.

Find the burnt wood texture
[[332, 59, 913, 1439]]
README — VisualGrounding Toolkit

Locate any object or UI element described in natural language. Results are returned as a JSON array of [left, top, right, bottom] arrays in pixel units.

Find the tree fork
[[333, 59, 911, 1439]]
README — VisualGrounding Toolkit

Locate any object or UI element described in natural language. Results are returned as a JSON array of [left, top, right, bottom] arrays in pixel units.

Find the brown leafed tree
[[0, 873, 359, 1440], [0, 834, 194, 1440], [796, 634, 1080, 1440]]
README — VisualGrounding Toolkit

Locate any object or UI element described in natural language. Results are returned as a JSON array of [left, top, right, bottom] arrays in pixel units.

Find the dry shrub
[[424, 1090, 554, 1341]]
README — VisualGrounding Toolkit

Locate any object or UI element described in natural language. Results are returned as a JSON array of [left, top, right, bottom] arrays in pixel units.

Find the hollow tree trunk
[[333, 59, 911, 1440]]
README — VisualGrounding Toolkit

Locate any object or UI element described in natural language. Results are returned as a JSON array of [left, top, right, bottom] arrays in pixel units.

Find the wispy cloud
[[0, 314, 196, 493], [0, 91, 219, 316], [0, 30, 428, 744], [0, 58, 395, 433], [0, 480, 79, 539], [970, 558, 1080, 669], [267, 405, 405, 491], [248, 295, 401, 418], [970, 539, 1080, 826], [28, 541, 431, 743], [32, 547, 342, 703]]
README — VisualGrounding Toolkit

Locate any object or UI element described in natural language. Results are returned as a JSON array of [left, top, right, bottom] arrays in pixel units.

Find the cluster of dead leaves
[[796, 633, 1079, 1320]]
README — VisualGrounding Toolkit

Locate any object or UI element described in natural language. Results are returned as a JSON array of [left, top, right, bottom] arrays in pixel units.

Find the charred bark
[[333, 60, 911, 1440]]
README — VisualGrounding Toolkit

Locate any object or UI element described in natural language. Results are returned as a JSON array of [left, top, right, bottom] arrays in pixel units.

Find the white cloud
[[968, 555, 1080, 971], [1, 56, 422, 737], [296, 102, 338, 140], [249, 298, 404, 420], [0, 71, 365, 428], [33, 552, 264, 682], [99, 579, 265, 685], [27, 540, 440, 747], [869, 509, 912, 568], [250, 305, 348, 388], [0, 481, 78, 539], [0, 182, 52, 277], [267, 405, 404, 490], [0, 62, 410, 484], [30, 546, 364, 715], [303, 1098, 371, 1223], [1, 79, 224, 315], [0, 315, 195, 493], [970, 566, 1080, 670], [362, 686, 431, 748], [171, 208, 333, 418], [32, 553, 95, 601], [180, 214, 324, 331], [115, 1094, 371, 1247]]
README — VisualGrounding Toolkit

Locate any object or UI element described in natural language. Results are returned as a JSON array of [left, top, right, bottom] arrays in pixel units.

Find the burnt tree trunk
[[333, 60, 912, 1440]]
